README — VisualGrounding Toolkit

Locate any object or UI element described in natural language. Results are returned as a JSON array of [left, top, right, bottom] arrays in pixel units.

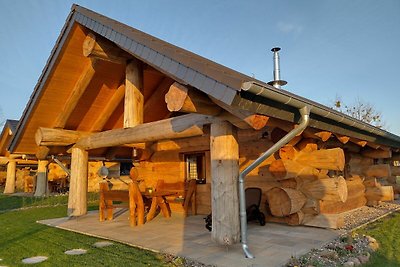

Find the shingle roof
[[8, 4, 400, 151]]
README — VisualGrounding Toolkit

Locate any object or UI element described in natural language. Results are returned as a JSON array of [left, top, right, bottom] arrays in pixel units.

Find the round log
[[279, 145, 298, 160], [83, 33, 130, 64], [295, 148, 345, 171], [266, 187, 307, 217], [301, 198, 320, 215], [300, 176, 348, 202], [287, 211, 304, 226], [319, 195, 367, 214], [296, 138, 318, 152], [278, 178, 298, 189], [365, 186, 394, 202], [363, 164, 391, 178], [269, 159, 319, 180]]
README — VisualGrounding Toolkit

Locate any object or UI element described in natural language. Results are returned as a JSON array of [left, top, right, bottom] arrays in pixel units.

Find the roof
[[9, 4, 400, 153], [0, 119, 19, 155], [5, 120, 18, 133]]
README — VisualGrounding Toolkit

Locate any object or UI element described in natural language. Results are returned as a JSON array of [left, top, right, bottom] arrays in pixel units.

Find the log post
[[3, 159, 16, 194], [210, 121, 240, 245], [67, 147, 88, 216], [34, 160, 49, 197], [124, 60, 143, 128]]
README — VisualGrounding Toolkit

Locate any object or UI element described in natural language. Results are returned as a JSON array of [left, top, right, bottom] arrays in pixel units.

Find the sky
[[0, 0, 399, 135]]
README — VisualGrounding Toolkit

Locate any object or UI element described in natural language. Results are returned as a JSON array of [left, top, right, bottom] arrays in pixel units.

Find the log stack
[[263, 143, 348, 229], [256, 135, 395, 229]]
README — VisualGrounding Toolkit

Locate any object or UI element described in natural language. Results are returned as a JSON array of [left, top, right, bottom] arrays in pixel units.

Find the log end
[[83, 33, 96, 57]]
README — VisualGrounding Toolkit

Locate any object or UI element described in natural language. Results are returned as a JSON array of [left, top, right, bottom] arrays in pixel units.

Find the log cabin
[[3, 4, 400, 253], [0, 120, 37, 193]]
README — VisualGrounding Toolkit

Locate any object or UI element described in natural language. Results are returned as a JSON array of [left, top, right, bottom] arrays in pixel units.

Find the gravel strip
[[340, 200, 400, 231]]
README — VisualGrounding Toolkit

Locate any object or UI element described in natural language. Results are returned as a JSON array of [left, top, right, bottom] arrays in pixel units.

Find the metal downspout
[[238, 106, 310, 258]]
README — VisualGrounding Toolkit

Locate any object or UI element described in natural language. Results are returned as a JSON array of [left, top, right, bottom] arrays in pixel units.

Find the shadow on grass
[[0, 193, 99, 211]]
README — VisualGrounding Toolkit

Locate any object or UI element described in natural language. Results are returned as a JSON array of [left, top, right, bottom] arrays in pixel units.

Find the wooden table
[[141, 191, 177, 222]]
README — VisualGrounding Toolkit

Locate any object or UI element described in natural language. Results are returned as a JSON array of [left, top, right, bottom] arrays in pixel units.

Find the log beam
[[83, 32, 131, 64], [391, 166, 400, 176], [363, 164, 392, 177], [124, 60, 143, 128], [211, 97, 269, 130], [35, 127, 90, 146], [91, 84, 125, 132], [75, 113, 214, 150], [53, 60, 97, 128], [34, 160, 49, 197], [210, 121, 240, 245], [334, 134, 350, 144], [3, 159, 16, 194], [165, 82, 222, 115], [362, 148, 392, 159], [295, 147, 345, 171], [303, 128, 332, 142], [67, 147, 88, 216]]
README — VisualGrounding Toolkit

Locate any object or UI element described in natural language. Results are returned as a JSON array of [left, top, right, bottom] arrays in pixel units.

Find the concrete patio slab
[[38, 210, 338, 267]]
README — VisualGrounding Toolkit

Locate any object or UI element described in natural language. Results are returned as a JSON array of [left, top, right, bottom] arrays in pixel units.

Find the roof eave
[[236, 81, 400, 148]]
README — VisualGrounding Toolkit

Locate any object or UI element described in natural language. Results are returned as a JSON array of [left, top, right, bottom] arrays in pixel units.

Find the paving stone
[[64, 249, 87, 255], [93, 241, 114, 248], [21, 256, 48, 264]]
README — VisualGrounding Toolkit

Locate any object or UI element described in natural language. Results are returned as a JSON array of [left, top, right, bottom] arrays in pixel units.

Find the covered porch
[[39, 209, 338, 267]]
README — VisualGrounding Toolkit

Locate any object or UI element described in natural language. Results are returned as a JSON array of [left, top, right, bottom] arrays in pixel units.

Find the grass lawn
[[356, 212, 400, 267], [0, 194, 177, 267]]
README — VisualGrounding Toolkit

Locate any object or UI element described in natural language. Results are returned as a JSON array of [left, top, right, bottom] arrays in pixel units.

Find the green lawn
[[0, 194, 177, 266], [356, 212, 400, 267]]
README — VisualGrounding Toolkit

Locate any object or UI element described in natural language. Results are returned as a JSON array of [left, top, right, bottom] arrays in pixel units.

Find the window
[[120, 162, 133, 176], [184, 153, 206, 184]]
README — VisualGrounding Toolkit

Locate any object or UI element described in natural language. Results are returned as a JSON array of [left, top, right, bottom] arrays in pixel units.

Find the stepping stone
[[93, 241, 114, 248], [64, 249, 87, 255], [21, 256, 48, 264]]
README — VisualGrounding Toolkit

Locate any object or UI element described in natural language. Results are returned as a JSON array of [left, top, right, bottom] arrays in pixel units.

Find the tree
[[332, 96, 386, 129]]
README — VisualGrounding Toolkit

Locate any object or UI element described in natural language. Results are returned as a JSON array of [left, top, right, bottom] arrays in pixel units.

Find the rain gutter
[[240, 81, 400, 148], [239, 106, 310, 258]]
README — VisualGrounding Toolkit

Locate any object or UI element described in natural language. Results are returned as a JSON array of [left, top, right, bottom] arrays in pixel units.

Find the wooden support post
[[210, 121, 240, 245], [124, 60, 143, 128], [34, 160, 48, 197], [3, 159, 16, 194], [67, 147, 88, 216]]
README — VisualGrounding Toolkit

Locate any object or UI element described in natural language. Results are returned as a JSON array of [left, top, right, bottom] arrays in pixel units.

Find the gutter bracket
[[238, 106, 310, 258]]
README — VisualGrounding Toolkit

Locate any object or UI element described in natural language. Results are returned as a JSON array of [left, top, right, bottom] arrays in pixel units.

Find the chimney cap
[[271, 47, 281, 52]]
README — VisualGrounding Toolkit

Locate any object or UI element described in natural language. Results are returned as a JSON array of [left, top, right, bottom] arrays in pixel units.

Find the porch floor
[[38, 210, 338, 267]]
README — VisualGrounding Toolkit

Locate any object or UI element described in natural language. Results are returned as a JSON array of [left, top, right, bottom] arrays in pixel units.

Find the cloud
[[277, 22, 303, 35]]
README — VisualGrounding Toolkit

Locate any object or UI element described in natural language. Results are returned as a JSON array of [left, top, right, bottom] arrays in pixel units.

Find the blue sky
[[0, 0, 399, 135]]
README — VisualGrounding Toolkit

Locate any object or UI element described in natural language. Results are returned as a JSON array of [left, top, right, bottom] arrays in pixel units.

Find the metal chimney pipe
[[268, 47, 287, 89]]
